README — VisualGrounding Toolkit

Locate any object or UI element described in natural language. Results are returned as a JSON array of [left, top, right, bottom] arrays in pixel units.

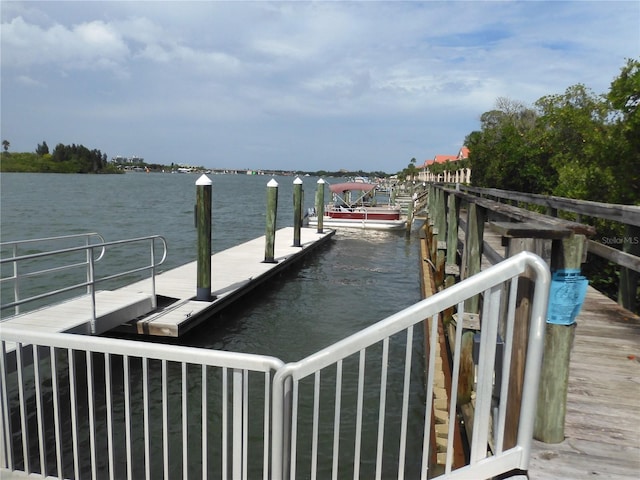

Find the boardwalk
[[478, 222, 640, 479]]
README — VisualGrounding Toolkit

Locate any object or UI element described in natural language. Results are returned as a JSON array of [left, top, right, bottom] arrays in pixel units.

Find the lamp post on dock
[[195, 174, 213, 301]]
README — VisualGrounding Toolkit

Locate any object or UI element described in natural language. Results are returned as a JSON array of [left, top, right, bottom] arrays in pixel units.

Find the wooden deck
[[2, 227, 334, 338], [528, 285, 640, 479], [476, 222, 640, 479]]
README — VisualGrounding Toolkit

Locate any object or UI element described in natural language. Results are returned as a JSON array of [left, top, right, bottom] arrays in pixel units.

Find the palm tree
[[2, 140, 9, 152]]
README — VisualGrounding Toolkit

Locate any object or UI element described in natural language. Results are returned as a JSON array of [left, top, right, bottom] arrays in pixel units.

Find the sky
[[1, 1, 639, 173]]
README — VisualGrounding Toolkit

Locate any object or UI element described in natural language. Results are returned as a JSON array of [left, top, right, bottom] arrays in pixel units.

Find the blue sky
[[2, 1, 638, 173]]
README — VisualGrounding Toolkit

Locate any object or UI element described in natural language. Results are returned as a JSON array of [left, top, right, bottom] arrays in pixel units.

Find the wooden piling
[[534, 234, 586, 443], [293, 177, 303, 247], [463, 203, 485, 313], [315, 179, 325, 234], [195, 174, 213, 301], [264, 179, 278, 263]]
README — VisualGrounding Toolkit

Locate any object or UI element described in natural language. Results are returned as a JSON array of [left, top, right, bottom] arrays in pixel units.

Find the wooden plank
[[528, 286, 640, 479]]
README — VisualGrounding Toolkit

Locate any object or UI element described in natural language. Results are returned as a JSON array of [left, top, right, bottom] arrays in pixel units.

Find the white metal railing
[[272, 251, 550, 479], [1, 251, 550, 480], [0, 233, 106, 315], [0, 325, 284, 480], [0, 234, 167, 333]]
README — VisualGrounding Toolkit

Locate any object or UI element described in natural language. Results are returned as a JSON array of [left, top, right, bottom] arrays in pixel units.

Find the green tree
[[534, 84, 613, 201], [2, 140, 9, 152], [607, 58, 640, 203], [466, 98, 555, 193], [36, 141, 49, 156]]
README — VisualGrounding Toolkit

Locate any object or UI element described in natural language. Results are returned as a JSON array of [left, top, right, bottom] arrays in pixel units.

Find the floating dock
[[2, 227, 334, 338]]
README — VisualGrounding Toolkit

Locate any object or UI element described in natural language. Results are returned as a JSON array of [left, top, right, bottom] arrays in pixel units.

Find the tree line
[[465, 58, 639, 205], [1, 141, 119, 174]]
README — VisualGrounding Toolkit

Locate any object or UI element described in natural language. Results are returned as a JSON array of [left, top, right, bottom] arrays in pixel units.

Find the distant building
[[418, 147, 471, 184], [112, 155, 145, 164]]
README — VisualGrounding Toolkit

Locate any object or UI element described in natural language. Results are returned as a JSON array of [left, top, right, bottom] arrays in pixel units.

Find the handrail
[[457, 185, 640, 227], [272, 251, 551, 479], [0, 233, 107, 314], [0, 235, 167, 333], [1, 252, 551, 479]]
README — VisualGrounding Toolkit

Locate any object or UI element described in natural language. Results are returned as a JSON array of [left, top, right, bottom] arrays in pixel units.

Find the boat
[[307, 181, 407, 230]]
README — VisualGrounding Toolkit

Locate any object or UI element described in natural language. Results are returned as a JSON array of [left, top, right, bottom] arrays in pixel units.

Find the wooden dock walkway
[[476, 221, 640, 479], [2, 227, 334, 338]]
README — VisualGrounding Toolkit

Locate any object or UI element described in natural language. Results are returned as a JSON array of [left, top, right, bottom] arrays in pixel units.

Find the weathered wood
[[503, 237, 551, 449], [292, 177, 303, 247], [315, 178, 325, 233], [534, 235, 586, 443], [443, 187, 596, 236], [463, 203, 485, 313], [490, 222, 572, 240], [618, 224, 640, 311], [534, 323, 577, 443], [586, 238, 640, 272], [459, 185, 640, 227], [446, 193, 460, 266], [195, 174, 213, 301], [528, 287, 640, 479], [264, 179, 279, 263]]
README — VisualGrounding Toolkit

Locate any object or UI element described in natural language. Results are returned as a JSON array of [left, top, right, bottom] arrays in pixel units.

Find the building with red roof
[[418, 147, 471, 184]]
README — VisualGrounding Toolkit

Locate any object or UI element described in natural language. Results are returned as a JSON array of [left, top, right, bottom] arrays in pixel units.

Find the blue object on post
[[546, 269, 588, 325]]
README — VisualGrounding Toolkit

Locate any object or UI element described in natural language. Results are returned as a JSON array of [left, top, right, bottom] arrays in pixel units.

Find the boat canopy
[[329, 182, 376, 194]]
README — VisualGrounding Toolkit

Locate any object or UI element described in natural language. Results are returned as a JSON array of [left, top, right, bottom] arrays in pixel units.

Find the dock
[[2, 227, 334, 338], [478, 222, 640, 479]]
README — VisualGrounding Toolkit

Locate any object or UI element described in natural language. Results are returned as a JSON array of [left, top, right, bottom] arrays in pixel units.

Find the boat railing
[[0, 234, 167, 331]]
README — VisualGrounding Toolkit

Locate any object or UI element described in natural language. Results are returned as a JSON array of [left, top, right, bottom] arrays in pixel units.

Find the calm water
[[1, 172, 425, 477]]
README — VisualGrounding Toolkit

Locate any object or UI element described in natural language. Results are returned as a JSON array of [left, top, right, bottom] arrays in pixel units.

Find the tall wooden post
[[446, 193, 460, 268], [315, 179, 325, 234], [195, 174, 213, 301], [463, 202, 485, 313], [264, 178, 278, 263], [535, 234, 587, 443], [619, 225, 640, 311], [293, 177, 303, 247]]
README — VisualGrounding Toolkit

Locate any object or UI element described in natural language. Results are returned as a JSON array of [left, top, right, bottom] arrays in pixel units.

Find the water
[[1, 172, 425, 477]]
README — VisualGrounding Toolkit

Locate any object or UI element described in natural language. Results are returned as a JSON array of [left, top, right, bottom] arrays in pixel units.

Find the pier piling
[[293, 177, 303, 247], [195, 174, 213, 301], [315, 178, 325, 233], [264, 178, 279, 263]]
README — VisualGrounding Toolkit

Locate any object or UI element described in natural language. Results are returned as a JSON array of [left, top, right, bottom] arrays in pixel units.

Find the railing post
[[618, 224, 640, 311], [89, 246, 97, 334], [149, 239, 157, 309], [502, 236, 551, 449], [195, 174, 213, 301], [293, 177, 303, 247], [446, 192, 460, 269], [463, 202, 485, 313], [535, 233, 587, 443], [315, 179, 325, 234], [264, 179, 279, 263]]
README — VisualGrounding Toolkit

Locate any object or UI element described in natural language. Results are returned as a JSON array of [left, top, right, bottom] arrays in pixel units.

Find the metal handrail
[[1, 235, 167, 333], [1, 251, 551, 479], [271, 251, 550, 479], [1, 233, 107, 315]]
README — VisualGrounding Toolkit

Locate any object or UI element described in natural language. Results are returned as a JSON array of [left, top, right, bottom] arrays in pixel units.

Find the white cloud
[[2, 16, 129, 71], [1, 1, 637, 171]]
